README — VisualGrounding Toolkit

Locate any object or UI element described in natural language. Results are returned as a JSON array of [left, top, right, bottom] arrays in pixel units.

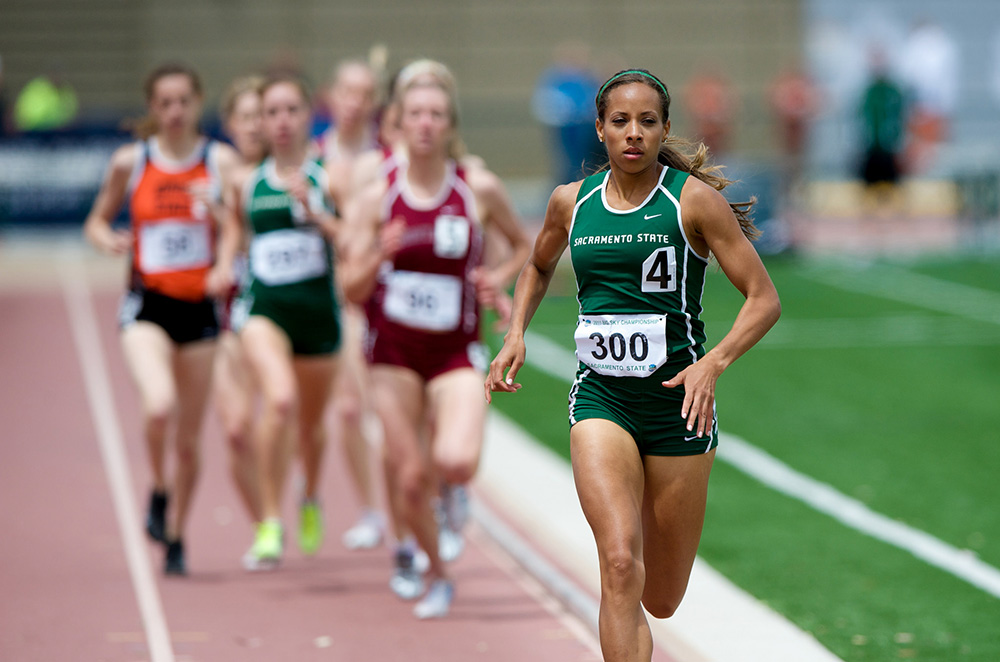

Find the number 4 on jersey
[[642, 246, 677, 293]]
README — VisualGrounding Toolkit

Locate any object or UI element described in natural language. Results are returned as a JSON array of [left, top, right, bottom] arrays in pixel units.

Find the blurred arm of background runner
[[465, 166, 531, 319], [204, 144, 244, 299], [83, 144, 136, 255], [287, 172, 340, 240], [338, 179, 405, 305]]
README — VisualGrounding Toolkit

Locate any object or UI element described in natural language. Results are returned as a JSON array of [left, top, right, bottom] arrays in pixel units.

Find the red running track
[[0, 269, 602, 661]]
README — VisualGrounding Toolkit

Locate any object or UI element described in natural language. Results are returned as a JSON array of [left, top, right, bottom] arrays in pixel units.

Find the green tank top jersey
[[243, 157, 337, 310], [569, 166, 708, 376]]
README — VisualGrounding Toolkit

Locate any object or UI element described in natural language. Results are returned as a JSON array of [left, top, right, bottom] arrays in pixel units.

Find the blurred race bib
[[250, 229, 328, 286], [383, 270, 462, 332], [140, 220, 211, 273]]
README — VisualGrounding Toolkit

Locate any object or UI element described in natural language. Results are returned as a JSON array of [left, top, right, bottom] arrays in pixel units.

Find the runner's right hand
[[484, 336, 524, 403], [95, 228, 132, 256]]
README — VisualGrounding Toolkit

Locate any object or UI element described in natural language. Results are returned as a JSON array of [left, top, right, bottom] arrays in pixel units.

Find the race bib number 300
[[250, 229, 328, 286], [140, 220, 212, 273], [383, 270, 463, 332], [574, 314, 668, 377]]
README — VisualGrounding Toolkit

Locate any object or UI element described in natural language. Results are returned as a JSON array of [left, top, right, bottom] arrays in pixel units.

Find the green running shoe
[[299, 500, 324, 555], [251, 519, 283, 565]]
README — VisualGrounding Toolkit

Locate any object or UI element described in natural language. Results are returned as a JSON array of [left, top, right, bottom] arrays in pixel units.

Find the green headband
[[597, 70, 669, 102]]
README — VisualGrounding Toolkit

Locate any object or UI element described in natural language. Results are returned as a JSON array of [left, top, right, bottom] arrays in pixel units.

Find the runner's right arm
[[485, 181, 579, 401], [83, 144, 137, 255], [339, 179, 402, 304]]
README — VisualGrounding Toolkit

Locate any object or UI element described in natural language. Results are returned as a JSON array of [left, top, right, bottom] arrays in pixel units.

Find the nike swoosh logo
[[684, 435, 701, 442], [644, 213, 662, 220]]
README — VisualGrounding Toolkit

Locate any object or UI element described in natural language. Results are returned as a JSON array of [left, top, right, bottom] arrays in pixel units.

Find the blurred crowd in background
[[2, 2, 1000, 253]]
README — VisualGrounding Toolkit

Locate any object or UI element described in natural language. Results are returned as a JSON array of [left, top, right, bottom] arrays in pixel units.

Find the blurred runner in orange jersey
[[341, 61, 530, 619], [211, 76, 267, 565], [83, 63, 243, 576]]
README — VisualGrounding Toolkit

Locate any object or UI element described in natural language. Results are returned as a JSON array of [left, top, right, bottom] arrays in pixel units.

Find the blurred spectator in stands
[[14, 66, 78, 133], [899, 19, 959, 174], [683, 65, 738, 158], [531, 41, 603, 185], [858, 47, 907, 206], [769, 64, 820, 212]]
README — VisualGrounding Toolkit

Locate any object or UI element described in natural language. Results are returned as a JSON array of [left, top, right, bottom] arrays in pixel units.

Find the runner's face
[[400, 86, 453, 158], [329, 65, 376, 131], [226, 91, 264, 163], [596, 83, 670, 174], [150, 74, 202, 137], [262, 82, 310, 152]]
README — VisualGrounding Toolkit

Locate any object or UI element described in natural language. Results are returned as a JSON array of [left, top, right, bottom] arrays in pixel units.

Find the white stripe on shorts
[[567, 367, 591, 426]]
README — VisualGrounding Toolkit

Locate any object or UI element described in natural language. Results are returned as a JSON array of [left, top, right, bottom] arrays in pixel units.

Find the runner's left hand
[[662, 357, 723, 438]]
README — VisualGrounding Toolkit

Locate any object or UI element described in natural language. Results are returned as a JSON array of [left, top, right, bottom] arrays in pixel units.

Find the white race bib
[[139, 220, 211, 273], [250, 229, 328, 286], [574, 314, 668, 377], [383, 270, 463, 332]]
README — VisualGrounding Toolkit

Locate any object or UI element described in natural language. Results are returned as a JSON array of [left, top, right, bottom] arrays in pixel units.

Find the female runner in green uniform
[[486, 69, 781, 661], [227, 76, 341, 567]]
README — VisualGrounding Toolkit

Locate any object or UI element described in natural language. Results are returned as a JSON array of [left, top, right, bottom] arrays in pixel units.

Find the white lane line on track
[[468, 515, 603, 658], [803, 262, 1000, 327], [58, 255, 175, 662], [522, 329, 1000, 600], [751, 314, 1000, 348], [719, 435, 1000, 599]]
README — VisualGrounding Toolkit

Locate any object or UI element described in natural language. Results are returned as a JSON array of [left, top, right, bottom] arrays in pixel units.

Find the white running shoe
[[389, 548, 425, 600], [438, 525, 465, 563], [413, 547, 430, 574], [242, 544, 279, 572], [341, 512, 383, 550], [413, 579, 454, 619]]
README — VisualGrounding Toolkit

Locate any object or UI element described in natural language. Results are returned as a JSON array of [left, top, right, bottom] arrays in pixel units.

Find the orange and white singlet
[[127, 137, 221, 302]]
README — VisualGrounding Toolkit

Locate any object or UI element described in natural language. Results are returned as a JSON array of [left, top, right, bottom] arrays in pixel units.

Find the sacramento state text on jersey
[[572, 232, 676, 246]]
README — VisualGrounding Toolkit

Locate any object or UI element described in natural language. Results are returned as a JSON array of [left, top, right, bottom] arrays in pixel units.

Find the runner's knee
[[600, 544, 644, 597], [144, 395, 176, 431], [262, 389, 297, 422], [399, 464, 429, 511], [435, 456, 476, 485], [334, 392, 363, 428], [227, 427, 252, 456], [642, 592, 681, 620], [175, 442, 201, 472]]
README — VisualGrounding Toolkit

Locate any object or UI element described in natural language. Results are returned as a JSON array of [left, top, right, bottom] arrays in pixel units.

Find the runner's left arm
[[662, 178, 781, 437]]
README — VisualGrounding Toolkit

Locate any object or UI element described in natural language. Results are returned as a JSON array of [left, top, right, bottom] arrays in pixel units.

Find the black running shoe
[[145, 490, 168, 543], [165, 539, 186, 576]]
